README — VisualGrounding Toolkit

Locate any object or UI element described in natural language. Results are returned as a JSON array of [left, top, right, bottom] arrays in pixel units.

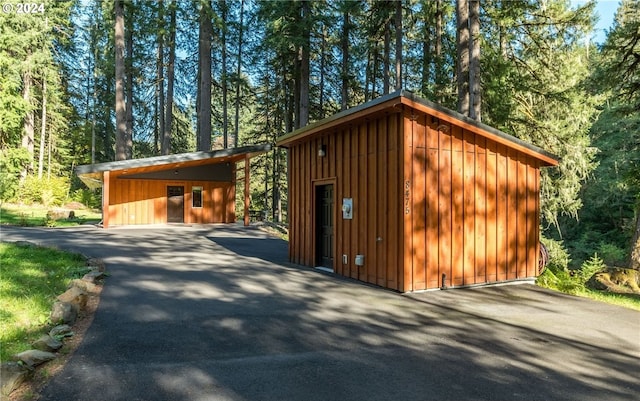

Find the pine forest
[[0, 0, 638, 274]]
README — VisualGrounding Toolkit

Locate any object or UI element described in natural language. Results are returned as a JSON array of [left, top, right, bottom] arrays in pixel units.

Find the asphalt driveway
[[1, 225, 639, 401]]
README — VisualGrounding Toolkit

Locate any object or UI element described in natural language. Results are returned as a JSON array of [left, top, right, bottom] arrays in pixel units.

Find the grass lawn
[[537, 268, 640, 311], [0, 203, 102, 227], [574, 288, 640, 311], [0, 242, 90, 361]]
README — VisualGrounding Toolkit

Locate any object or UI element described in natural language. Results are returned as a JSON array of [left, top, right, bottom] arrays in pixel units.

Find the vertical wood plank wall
[[287, 111, 405, 291], [107, 172, 235, 226], [406, 110, 541, 291], [286, 106, 543, 292]]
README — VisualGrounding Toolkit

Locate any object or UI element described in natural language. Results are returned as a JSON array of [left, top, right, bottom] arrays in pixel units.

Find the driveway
[[1, 225, 639, 401]]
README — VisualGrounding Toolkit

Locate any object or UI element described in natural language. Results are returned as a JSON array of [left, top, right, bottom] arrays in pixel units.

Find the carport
[[75, 144, 271, 228]]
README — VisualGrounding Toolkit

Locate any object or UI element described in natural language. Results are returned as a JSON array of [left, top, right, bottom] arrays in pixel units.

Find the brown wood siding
[[286, 104, 543, 292], [106, 173, 235, 226], [406, 110, 541, 290], [287, 112, 404, 291]]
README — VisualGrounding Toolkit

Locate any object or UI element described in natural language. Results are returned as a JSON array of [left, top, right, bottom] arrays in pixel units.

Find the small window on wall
[[192, 186, 203, 208]]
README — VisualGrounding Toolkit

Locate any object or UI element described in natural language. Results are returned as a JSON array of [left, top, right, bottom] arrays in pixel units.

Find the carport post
[[244, 155, 250, 226], [102, 171, 110, 229]]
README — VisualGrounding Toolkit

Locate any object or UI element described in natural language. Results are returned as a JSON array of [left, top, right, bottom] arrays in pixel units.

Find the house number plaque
[[404, 180, 411, 214]]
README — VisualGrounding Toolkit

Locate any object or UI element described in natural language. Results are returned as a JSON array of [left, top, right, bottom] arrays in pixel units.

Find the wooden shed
[[76, 144, 271, 228], [277, 90, 558, 292]]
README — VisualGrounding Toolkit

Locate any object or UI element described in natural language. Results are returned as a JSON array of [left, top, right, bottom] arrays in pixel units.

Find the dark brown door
[[167, 186, 184, 223], [316, 184, 334, 269]]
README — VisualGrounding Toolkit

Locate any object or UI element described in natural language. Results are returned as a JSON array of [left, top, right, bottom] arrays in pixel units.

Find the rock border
[[0, 244, 106, 400]]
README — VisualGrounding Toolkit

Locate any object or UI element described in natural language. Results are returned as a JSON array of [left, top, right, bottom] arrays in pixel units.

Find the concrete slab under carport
[[1, 225, 638, 401]]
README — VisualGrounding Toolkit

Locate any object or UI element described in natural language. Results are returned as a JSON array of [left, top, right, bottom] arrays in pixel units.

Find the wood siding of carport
[[405, 109, 541, 291], [287, 111, 405, 291], [106, 171, 235, 226]]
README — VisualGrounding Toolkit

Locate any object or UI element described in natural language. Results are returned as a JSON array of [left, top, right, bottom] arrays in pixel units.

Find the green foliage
[[579, 289, 640, 311], [482, 1, 600, 230], [598, 0, 640, 111], [0, 147, 30, 202], [557, 0, 640, 269], [17, 176, 70, 206], [537, 247, 607, 295], [0, 242, 88, 361], [540, 236, 571, 273], [0, 203, 102, 227], [579, 253, 606, 282], [564, 228, 629, 269], [71, 188, 101, 210], [537, 236, 575, 292], [595, 243, 627, 267]]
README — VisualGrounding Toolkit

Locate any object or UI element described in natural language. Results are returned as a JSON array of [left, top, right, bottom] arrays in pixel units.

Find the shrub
[[596, 243, 626, 266], [18, 176, 70, 206], [579, 253, 607, 283], [537, 236, 577, 292], [71, 188, 101, 210], [540, 252, 607, 295], [540, 236, 571, 274], [0, 148, 30, 203]]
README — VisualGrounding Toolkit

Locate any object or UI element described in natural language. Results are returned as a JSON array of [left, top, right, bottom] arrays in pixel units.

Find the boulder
[[82, 271, 106, 284], [31, 334, 63, 352], [587, 268, 640, 293], [69, 278, 99, 293], [86, 258, 105, 272], [0, 362, 32, 397], [46, 209, 72, 220], [50, 301, 77, 325], [12, 350, 56, 368], [57, 286, 87, 311], [49, 324, 74, 339]]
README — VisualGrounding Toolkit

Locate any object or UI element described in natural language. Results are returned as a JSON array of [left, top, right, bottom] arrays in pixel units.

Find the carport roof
[[76, 144, 271, 189]]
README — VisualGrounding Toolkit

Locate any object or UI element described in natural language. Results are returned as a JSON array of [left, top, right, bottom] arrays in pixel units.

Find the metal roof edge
[[276, 90, 403, 147], [277, 89, 558, 166], [399, 90, 559, 166], [75, 144, 272, 176]]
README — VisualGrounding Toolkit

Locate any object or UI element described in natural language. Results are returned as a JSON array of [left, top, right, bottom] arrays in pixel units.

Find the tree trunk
[[422, 38, 430, 95], [469, 0, 481, 121], [156, 0, 165, 155], [341, 8, 349, 111], [421, 2, 431, 97], [38, 79, 46, 179], [198, 0, 212, 151], [631, 207, 640, 270], [299, 0, 310, 128], [162, 0, 176, 155], [499, 24, 507, 59], [90, 25, 98, 164], [47, 126, 51, 179], [435, 0, 444, 102], [221, 0, 229, 148], [383, 18, 390, 94], [22, 65, 34, 179], [395, 0, 402, 91], [372, 46, 379, 99], [365, 48, 371, 102], [125, 1, 134, 159], [319, 23, 326, 119], [233, 0, 244, 148], [456, 0, 470, 116], [114, 0, 127, 161]]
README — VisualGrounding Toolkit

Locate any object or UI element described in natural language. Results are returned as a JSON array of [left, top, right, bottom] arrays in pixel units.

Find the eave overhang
[[277, 90, 559, 167], [75, 144, 272, 189]]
